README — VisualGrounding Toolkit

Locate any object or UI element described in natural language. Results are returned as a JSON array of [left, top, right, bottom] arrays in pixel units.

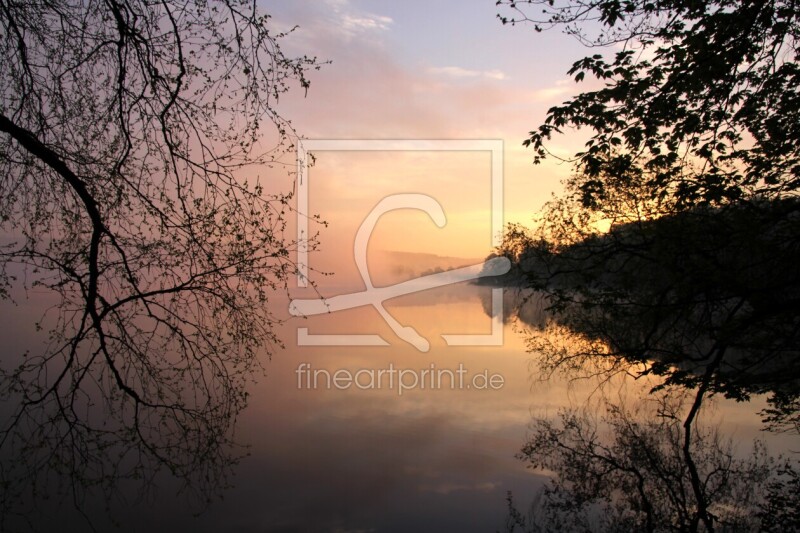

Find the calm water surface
[[8, 283, 790, 532]]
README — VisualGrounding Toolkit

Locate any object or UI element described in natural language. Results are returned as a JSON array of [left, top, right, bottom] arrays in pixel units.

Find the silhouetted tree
[[498, 0, 800, 211], [0, 0, 319, 526], [493, 0, 800, 423], [494, 2, 800, 529]]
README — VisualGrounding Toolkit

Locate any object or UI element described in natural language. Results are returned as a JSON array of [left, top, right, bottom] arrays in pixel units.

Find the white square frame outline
[[295, 139, 505, 348]]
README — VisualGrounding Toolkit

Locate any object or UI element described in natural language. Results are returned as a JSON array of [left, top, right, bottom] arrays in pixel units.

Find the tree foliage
[[499, 0, 800, 210], [0, 0, 318, 523]]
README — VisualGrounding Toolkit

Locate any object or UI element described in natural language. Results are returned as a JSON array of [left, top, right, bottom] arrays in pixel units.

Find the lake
[[2, 280, 793, 532]]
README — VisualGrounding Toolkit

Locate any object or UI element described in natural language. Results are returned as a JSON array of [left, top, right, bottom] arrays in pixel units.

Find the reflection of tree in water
[[491, 201, 800, 429], [485, 187, 800, 533], [500, 390, 800, 532]]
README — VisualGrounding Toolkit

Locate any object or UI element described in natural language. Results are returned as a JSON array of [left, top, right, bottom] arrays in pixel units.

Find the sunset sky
[[267, 0, 595, 275]]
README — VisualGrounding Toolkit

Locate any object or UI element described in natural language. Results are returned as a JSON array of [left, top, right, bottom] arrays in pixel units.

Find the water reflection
[[2, 282, 791, 532]]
